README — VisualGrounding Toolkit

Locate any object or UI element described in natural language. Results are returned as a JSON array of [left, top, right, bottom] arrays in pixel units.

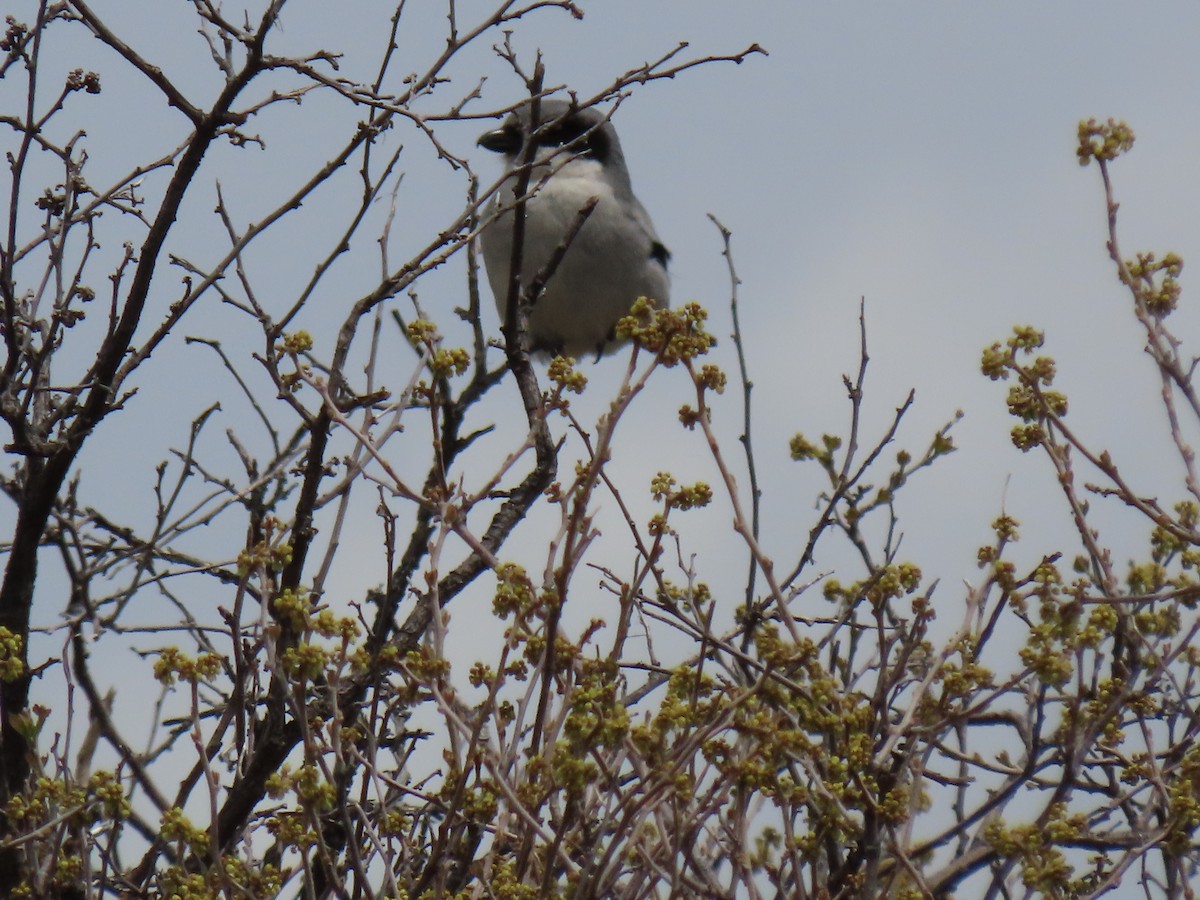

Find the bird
[[477, 99, 670, 359]]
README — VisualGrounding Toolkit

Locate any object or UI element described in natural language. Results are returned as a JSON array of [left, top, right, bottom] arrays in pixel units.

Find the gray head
[[477, 100, 631, 189]]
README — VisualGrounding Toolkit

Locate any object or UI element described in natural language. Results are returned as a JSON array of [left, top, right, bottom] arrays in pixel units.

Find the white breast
[[482, 158, 669, 357]]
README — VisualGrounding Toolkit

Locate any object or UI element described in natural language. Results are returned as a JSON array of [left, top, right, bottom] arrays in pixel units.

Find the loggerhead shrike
[[477, 99, 670, 358]]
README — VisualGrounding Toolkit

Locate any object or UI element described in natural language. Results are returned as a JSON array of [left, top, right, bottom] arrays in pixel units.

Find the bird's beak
[[478, 126, 520, 155]]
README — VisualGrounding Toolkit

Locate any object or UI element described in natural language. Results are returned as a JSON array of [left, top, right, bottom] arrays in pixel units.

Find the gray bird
[[477, 99, 670, 358]]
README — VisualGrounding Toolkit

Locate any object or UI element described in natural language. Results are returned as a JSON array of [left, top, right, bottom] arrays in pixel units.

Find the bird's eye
[[540, 119, 588, 149], [537, 116, 608, 162]]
